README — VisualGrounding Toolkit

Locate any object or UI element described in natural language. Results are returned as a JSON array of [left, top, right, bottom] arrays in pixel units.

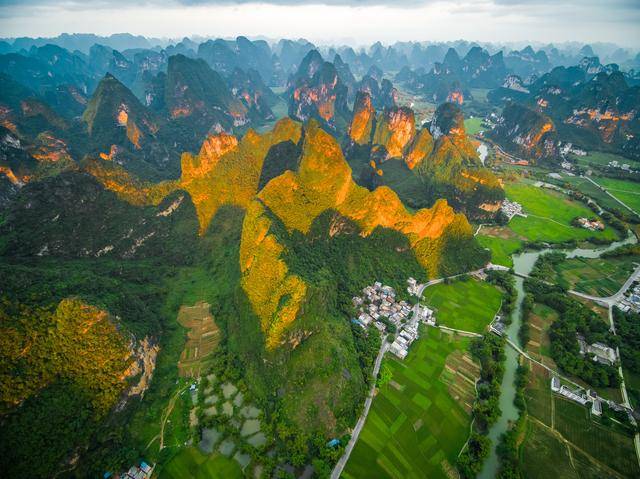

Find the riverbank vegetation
[[524, 280, 619, 388], [457, 333, 506, 478]]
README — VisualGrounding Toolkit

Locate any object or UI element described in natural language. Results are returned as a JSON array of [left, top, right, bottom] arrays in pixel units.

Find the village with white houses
[[617, 280, 640, 313], [352, 279, 435, 360]]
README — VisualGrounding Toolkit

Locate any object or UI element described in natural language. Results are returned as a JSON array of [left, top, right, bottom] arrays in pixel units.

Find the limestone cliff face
[[165, 54, 249, 128], [239, 201, 308, 350], [371, 106, 416, 159], [287, 50, 349, 129], [429, 102, 477, 161], [490, 102, 558, 161], [85, 117, 475, 349], [405, 128, 434, 170], [88, 117, 302, 233], [181, 132, 238, 180], [247, 120, 469, 347], [176, 118, 302, 232], [83, 74, 157, 151], [348, 91, 375, 145]]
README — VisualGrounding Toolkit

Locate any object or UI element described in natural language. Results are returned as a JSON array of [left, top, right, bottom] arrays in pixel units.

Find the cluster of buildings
[[576, 217, 605, 231], [617, 281, 640, 313], [500, 199, 526, 221], [104, 462, 153, 479], [550, 377, 603, 416], [607, 159, 636, 173], [559, 142, 587, 158], [577, 335, 618, 366], [352, 279, 437, 360], [560, 159, 575, 172], [353, 282, 413, 332]]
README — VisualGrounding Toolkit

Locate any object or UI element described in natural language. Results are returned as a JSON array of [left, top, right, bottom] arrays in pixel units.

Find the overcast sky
[[1, 0, 639, 48]]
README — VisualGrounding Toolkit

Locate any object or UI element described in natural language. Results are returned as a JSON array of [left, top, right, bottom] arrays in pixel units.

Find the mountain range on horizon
[[2, 25, 640, 479]]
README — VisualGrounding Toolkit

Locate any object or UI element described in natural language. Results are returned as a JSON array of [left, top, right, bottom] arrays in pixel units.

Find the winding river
[[478, 232, 637, 478]]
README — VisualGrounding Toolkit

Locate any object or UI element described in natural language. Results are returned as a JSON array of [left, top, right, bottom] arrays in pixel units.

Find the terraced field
[[177, 302, 220, 377], [505, 182, 619, 243], [524, 303, 558, 366], [343, 328, 478, 479], [421, 277, 502, 333]]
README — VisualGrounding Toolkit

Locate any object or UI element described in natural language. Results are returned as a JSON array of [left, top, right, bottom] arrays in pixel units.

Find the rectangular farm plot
[[343, 329, 479, 479], [553, 256, 638, 297], [177, 302, 221, 377]]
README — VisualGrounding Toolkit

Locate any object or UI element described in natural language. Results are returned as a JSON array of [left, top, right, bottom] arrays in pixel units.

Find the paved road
[[330, 340, 389, 479], [582, 175, 639, 217], [501, 335, 585, 390], [439, 325, 483, 338], [569, 264, 640, 306]]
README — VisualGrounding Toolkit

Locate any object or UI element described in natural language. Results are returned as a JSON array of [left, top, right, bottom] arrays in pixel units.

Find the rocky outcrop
[[244, 120, 471, 347], [287, 50, 350, 129], [371, 106, 416, 158], [348, 91, 375, 145], [490, 102, 558, 161]]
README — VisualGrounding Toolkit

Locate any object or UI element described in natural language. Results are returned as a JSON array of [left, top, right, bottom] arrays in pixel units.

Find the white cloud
[[0, 1, 638, 47]]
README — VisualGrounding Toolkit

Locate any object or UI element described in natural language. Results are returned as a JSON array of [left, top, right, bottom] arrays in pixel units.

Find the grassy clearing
[[476, 233, 522, 267], [159, 447, 243, 479], [505, 182, 619, 243], [552, 256, 639, 297], [343, 328, 477, 479], [421, 278, 502, 333], [464, 117, 484, 136], [592, 177, 640, 214]]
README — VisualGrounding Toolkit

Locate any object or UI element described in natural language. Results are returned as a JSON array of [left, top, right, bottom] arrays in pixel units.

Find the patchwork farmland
[[177, 302, 220, 378], [343, 328, 479, 479], [520, 359, 639, 479]]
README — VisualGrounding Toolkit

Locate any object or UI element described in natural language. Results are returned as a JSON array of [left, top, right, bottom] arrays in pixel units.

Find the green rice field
[[421, 278, 502, 333], [592, 177, 640, 214], [343, 329, 476, 479], [476, 234, 522, 267], [552, 255, 639, 297], [520, 360, 639, 478], [505, 182, 619, 243], [159, 447, 243, 479]]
